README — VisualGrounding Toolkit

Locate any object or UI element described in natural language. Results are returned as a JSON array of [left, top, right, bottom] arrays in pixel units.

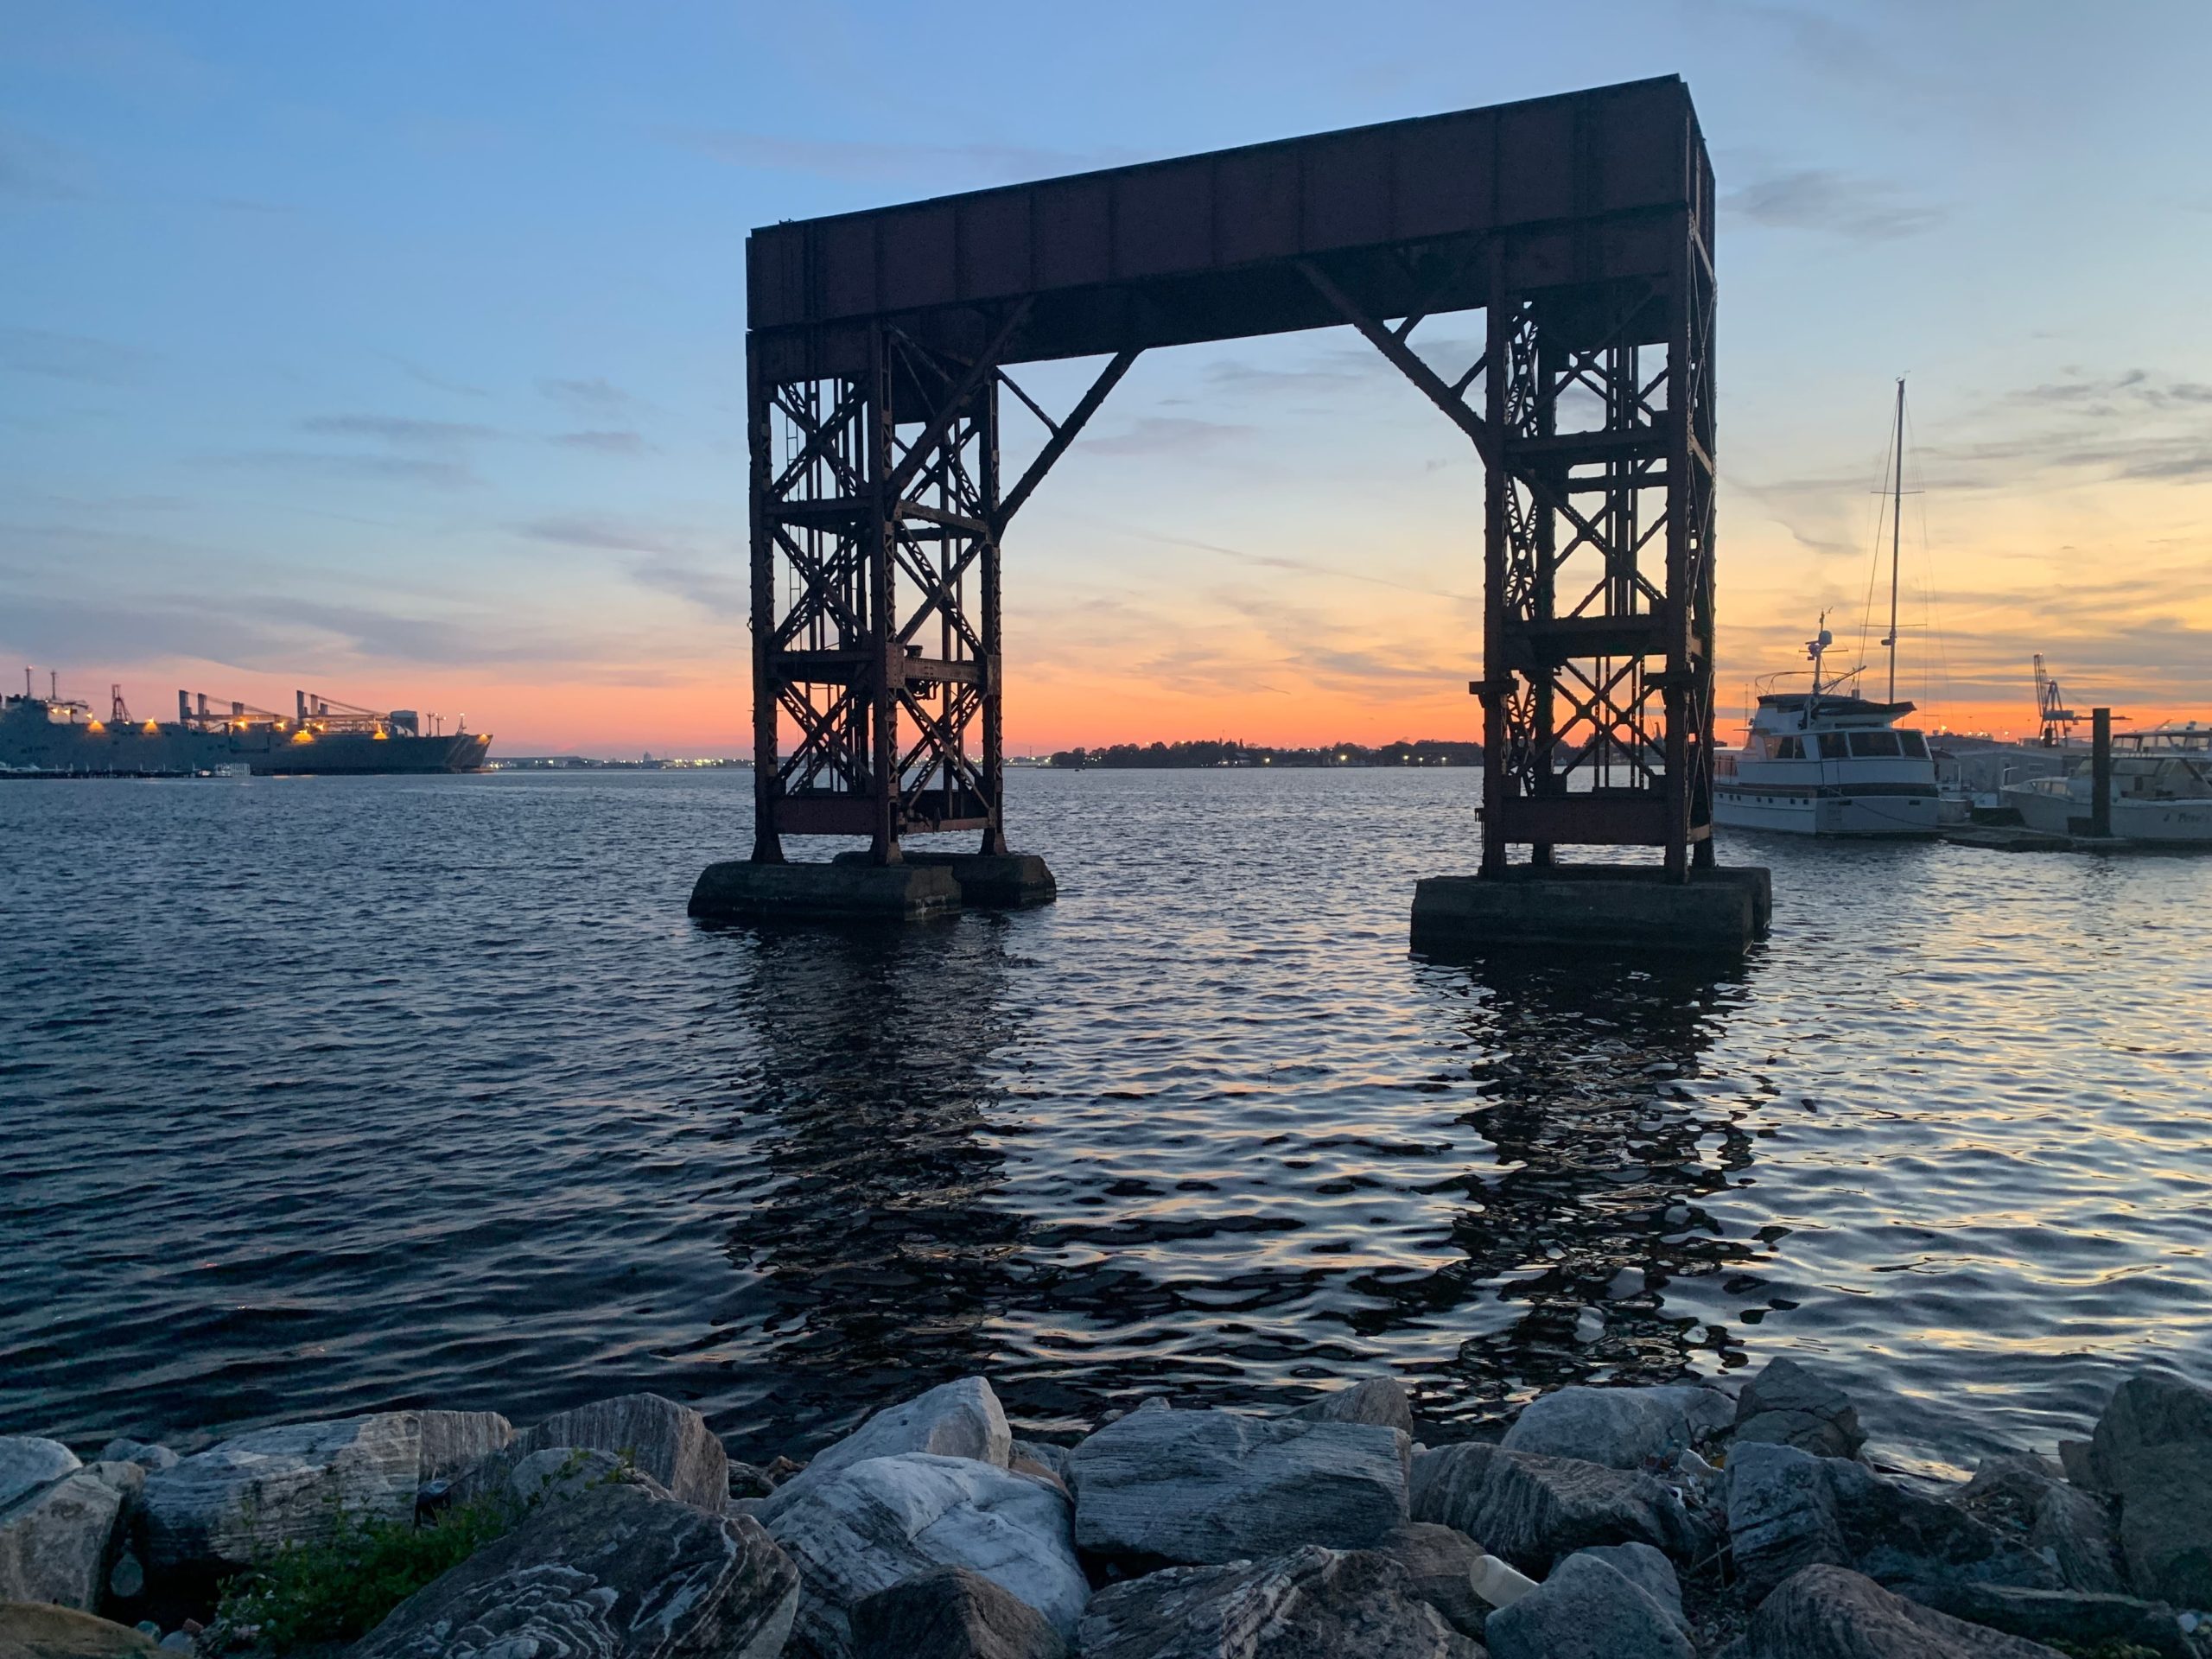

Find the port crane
[[2033, 655, 2079, 747], [296, 690, 422, 735], [178, 690, 286, 732]]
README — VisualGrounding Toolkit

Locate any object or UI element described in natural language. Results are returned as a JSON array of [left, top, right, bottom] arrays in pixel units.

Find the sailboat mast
[[1887, 376, 1904, 703]]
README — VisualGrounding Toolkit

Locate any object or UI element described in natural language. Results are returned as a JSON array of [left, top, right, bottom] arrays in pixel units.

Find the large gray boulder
[[1572, 1541, 1687, 1634], [1066, 1407, 1408, 1568], [1732, 1357, 1866, 1460], [1726, 1442, 2059, 1604], [1370, 1523, 1489, 1637], [1289, 1379, 1416, 1435], [0, 1461, 142, 1611], [139, 1414, 421, 1573], [1737, 1564, 2068, 1658], [415, 1409, 512, 1485], [2082, 1369, 2212, 1605], [0, 1442, 81, 1511], [1074, 1544, 1476, 1659], [1902, 1584, 2192, 1659], [517, 1393, 728, 1512], [1409, 1441, 1701, 1576], [1500, 1384, 1733, 1470], [850, 1566, 1067, 1659], [763, 1452, 1085, 1659], [1958, 1453, 2124, 1595], [1726, 1439, 1851, 1599], [1484, 1550, 1694, 1659], [763, 1376, 1011, 1521], [352, 1480, 797, 1659], [502, 1446, 671, 1508]]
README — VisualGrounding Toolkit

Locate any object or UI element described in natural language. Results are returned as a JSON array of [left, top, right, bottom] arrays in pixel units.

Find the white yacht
[[2001, 722, 2212, 843], [1714, 624, 1940, 836]]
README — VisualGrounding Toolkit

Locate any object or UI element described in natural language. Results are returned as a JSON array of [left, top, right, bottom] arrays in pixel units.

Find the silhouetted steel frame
[[745, 76, 1715, 874]]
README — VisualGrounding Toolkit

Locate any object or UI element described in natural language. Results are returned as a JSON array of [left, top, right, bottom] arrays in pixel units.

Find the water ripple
[[1, 769, 2207, 1478]]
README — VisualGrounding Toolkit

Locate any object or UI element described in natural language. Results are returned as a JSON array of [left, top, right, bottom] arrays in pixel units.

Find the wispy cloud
[[1687, 1, 1909, 93], [538, 376, 630, 415], [2007, 369, 2212, 414], [515, 513, 741, 613], [0, 588, 648, 677], [1083, 416, 1253, 458], [1116, 524, 1478, 605], [552, 429, 646, 455], [297, 414, 494, 447], [0, 326, 153, 385], [1724, 168, 1946, 240], [205, 450, 480, 490], [378, 353, 488, 399], [0, 122, 93, 200], [629, 552, 745, 616], [664, 128, 1134, 188], [518, 513, 679, 555]]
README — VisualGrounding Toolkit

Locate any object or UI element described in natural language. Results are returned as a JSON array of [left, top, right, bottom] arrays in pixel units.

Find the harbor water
[[3, 766, 2208, 1478]]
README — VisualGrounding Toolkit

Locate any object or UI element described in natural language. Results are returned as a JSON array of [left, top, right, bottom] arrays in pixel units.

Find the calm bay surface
[[3, 766, 2207, 1477]]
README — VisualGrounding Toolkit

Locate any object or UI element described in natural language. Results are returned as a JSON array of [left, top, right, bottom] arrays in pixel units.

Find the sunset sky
[[4, 1, 2209, 755]]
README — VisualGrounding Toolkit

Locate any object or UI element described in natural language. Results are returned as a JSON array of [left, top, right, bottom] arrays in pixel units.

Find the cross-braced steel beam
[[1305, 205, 1716, 880], [748, 314, 1132, 864]]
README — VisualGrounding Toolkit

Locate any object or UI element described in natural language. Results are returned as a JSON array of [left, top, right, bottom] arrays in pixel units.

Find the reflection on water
[[1421, 956, 1763, 1421], [714, 919, 1027, 1450], [3, 767, 2208, 1475]]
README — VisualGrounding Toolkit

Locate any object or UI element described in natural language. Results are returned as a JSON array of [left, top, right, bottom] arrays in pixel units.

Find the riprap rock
[[1066, 1407, 1408, 1568], [352, 1480, 798, 1659]]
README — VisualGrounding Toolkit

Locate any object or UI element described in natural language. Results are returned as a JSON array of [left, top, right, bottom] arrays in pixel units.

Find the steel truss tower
[[741, 77, 1717, 880]]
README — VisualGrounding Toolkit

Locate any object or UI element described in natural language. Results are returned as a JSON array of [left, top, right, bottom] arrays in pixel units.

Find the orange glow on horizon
[[40, 662, 2193, 760]]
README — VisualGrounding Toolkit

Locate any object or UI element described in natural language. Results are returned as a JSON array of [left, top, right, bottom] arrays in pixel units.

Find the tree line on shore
[[1045, 739, 1484, 769]]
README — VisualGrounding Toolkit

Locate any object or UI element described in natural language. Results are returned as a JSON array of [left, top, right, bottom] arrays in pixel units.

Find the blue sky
[[4, 0, 2209, 752]]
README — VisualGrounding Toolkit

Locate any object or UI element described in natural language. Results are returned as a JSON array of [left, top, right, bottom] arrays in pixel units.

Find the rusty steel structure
[[744, 75, 1717, 874]]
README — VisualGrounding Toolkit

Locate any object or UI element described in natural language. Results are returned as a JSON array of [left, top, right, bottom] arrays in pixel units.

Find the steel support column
[[748, 322, 1007, 864], [1310, 203, 1715, 880], [747, 312, 1129, 865], [1485, 246, 1715, 878]]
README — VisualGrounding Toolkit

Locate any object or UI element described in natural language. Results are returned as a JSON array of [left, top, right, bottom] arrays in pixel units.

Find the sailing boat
[[1712, 380, 1941, 836]]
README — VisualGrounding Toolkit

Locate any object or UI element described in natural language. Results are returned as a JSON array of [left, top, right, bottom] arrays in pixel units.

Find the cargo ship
[[0, 674, 492, 777]]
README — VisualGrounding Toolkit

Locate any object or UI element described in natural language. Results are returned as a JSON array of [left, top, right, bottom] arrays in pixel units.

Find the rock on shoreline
[[2, 1362, 2209, 1659]]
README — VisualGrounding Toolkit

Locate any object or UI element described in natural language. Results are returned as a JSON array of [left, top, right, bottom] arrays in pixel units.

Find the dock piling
[[2092, 708, 2113, 839]]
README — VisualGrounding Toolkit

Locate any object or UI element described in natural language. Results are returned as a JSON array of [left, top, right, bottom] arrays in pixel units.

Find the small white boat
[[1715, 695, 1940, 838], [2000, 723, 2212, 843], [1716, 381, 1942, 838]]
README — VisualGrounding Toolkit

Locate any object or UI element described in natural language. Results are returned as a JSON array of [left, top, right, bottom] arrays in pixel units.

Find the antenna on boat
[[1807, 613, 1834, 717]]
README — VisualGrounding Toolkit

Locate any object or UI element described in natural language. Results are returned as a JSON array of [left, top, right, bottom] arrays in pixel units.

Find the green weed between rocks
[[213, 1494, 516, 1651], [215, 1448, 632, 1652]]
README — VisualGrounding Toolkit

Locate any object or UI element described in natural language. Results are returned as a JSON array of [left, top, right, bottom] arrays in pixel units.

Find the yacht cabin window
[[1899, 732, 1929, 760], [1847, 731, 1904, 759], [1772, 736, 1805, 760]]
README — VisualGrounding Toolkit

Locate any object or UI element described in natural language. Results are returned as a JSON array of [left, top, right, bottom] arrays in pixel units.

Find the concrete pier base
[[833, 850, 1058, 909], [1411, 865, 1771, 956], [688, 858, 962, 923]]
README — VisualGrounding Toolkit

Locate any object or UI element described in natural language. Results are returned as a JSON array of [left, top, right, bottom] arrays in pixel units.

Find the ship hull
[[1, 709, 490, 777], [1713, 781, 1940, 836], [2003, 781, 2212, 843]]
